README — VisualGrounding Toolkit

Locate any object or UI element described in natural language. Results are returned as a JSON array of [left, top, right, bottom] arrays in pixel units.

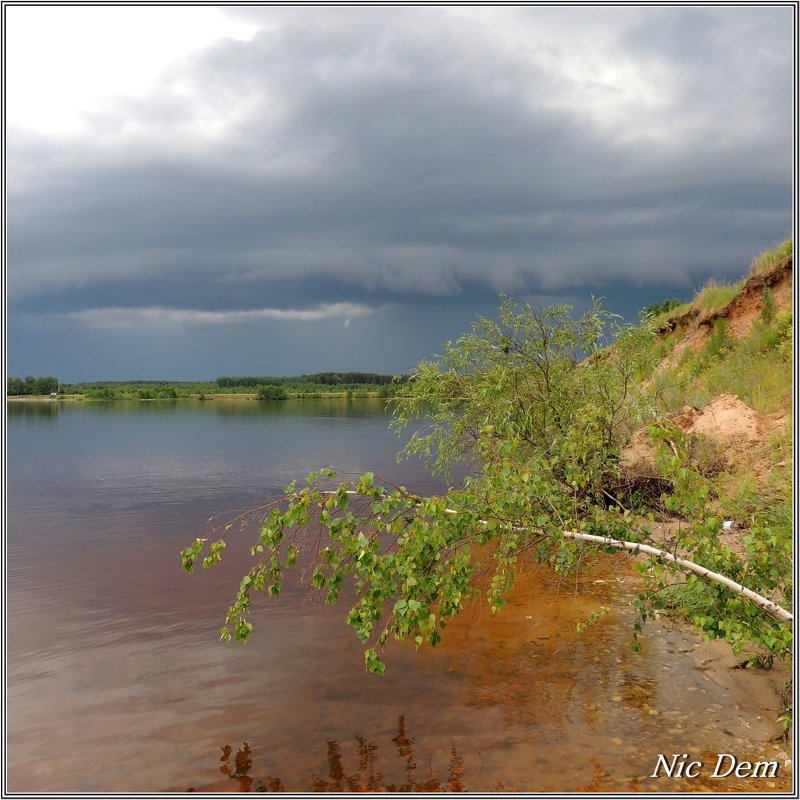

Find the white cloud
[[60, 303, 377, 329], [6, 6, 259, 135]]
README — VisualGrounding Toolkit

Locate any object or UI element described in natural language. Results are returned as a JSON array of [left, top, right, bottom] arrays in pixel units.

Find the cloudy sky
[[6, 6, 794, 381]]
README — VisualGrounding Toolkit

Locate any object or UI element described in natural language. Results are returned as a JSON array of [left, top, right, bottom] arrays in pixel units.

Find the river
[[5, 398, 792, 792]]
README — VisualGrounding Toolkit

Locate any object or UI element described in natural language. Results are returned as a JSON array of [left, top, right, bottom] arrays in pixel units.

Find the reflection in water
[[214, 742, 285, 793], [6, 400, 61, 421], [188, 716, 465, 793], [220, 742, 256, 792], [310, 715, 465, 792], [208, 396, 391, 420], [6, 396, 392, 422]]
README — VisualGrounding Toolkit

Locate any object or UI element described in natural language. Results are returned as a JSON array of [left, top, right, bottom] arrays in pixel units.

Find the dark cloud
[[6, 7, 793, 379]]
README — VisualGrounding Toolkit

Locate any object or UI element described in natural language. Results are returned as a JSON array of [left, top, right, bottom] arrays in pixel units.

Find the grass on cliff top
[[654, 238, 792, 323], [648, 238, 793, 415], [691, 278, 744, 314], [748, 236, 792, 277]]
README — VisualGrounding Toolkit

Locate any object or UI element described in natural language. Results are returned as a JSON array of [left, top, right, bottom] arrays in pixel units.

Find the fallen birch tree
[[182, 297, 792, 671]]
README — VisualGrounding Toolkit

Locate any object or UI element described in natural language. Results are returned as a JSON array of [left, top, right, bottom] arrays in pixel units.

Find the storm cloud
[[6, 6, 793, 379]]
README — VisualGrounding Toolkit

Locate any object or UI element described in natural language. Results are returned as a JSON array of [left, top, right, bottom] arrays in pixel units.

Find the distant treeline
[[213, 372, 408, 398], [7, 376, 60, 396], [10, 373, 408, 400], [217, 372, 401, 388]]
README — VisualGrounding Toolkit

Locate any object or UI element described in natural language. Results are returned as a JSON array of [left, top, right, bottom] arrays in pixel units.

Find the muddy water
[[6, 399, 792, 792]]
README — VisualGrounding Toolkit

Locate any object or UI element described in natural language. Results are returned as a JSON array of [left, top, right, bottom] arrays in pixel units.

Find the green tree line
[[50, 374, 408, 400], [217, 373, 406, 389], [7, 376, 60, 395]]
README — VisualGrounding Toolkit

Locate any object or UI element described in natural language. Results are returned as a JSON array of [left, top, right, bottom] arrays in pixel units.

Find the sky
[[5, 5, 794, 382]]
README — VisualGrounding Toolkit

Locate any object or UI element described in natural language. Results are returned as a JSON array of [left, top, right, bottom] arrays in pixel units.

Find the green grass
[[651, 299, 792, 415], [702, 313, 792, 412], [653, 276, 792, 414], [692, 278, 744, 313], [749, 237, 792, 277], [646, 237, 793, 416], [651, 582, 711, 619], [665, 301, 692, 318]]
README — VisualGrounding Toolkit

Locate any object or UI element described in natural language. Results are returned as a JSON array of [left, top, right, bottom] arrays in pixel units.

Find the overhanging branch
[[329, 490, 793, 624]]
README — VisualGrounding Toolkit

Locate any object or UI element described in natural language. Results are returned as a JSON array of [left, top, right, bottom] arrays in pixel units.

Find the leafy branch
[[181, 296, 792, 672]]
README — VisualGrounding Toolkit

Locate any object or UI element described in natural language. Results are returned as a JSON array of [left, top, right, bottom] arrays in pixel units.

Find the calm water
[[6, 399, 792, 792]]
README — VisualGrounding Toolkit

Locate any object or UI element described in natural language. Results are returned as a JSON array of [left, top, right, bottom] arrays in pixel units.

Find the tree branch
[[327, 490, 793, 624]]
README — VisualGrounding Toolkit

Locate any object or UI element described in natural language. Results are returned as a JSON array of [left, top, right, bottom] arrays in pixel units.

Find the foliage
[[62, 380, 206, 399], [182, 293, 792, 674], [218, 372, 404, 389], [639, 298, 685, 321], [635, 424, 792, 662], [390, 295, 657, 480], [59, 374, 406, 401], [7, 375, 60, 396], [183, 298, 661, 669], [135, 385, 178, 400], [257, 385, 288, 401]]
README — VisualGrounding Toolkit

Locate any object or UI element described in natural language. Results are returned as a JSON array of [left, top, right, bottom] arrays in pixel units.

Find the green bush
[[257, 385, 288, 401], [639, 297, 685, 321], [86, 386, 117, 400]]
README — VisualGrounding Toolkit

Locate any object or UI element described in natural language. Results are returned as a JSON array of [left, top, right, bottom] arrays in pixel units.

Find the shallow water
[[5, 399, 792, 792]]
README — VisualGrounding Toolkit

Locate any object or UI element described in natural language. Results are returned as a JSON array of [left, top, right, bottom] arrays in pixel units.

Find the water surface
[[6, 399, 791, 792]]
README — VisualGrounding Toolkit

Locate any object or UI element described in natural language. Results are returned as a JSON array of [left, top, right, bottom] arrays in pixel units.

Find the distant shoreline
[[7, 391, 389, 402]]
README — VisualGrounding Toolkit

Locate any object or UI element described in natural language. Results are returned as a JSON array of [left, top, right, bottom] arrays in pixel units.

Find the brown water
[[5, 399, 793, 792]]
